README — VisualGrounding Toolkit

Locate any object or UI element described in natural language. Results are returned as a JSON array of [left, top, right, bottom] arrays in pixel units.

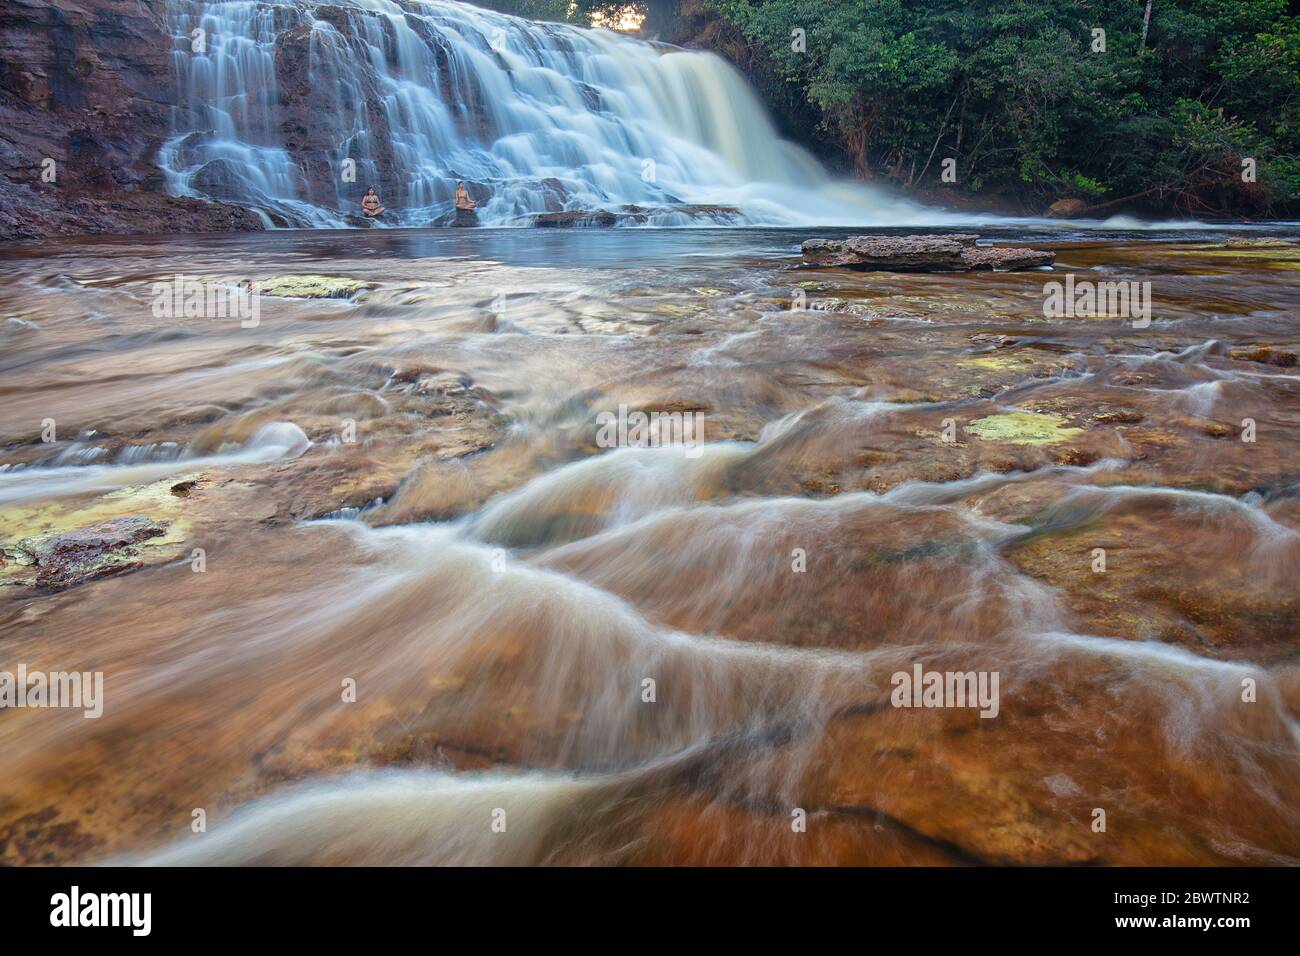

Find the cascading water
[[3, 222, 1300, 866], [158, 0, 945, 227]]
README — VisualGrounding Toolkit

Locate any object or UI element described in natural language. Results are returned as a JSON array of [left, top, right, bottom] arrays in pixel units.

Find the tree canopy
[[704, 0, 1300, 214], [476, 0, 1300, 215]]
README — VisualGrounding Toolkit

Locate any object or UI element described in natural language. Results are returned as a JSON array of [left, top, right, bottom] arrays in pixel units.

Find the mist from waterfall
[[158, 0, 954, 228]]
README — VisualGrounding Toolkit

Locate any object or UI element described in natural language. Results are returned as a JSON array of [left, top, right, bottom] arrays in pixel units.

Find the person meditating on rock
[[451, 180, 480, 227], [361, 186, 385, 218]]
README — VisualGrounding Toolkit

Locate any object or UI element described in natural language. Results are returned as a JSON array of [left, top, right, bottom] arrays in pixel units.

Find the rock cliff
[[0, 0, 264, 239]]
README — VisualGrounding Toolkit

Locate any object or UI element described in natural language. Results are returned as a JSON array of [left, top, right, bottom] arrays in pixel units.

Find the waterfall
[[158, 0, 943, 227]]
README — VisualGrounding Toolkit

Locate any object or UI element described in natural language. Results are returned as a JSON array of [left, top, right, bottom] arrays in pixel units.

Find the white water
[[0, 422, 309, 506], [158, 0, 968, 227], [117, 460, 1300, 865]]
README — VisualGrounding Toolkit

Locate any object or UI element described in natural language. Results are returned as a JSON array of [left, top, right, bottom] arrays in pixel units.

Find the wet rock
[[671, 204, 741, 223], [1091, 405, 1145, 424], [388, 364, 441, 385], [1169, 414, 1234, 438], [1166, 243, 1300, 264], [802, 234, 971, 270], [189, 159, 259, 204], [453, 207, 479, 227], [800, 234, 1054, 272], [610, 794, 961, 865], [786, 652, 1300, 866], [416, 371, 472, 397], [169, 479, 200, 497], [170, 130, 216, 168], [530, 210, 621, 227], [1223, 238, 1298, 249], [253, 275, 374, 299], [528, 204, 740, 227], [1229, 345, 1297, 367], [0, 808, 99, 866], [1046, 198, 1089, 218], [0, 0, 267, 240], [960, 245, 1057, 271], [965, 412, 1084, 445], [0, 181, 265, 241], [8, 515, 167, 590]]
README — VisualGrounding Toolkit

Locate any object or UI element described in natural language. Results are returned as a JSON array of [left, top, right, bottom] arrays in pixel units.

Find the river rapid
[[1, 226, 1298, 865]]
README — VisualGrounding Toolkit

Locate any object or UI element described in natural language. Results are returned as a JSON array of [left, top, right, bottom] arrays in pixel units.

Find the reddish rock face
[[0, 0, 264, 238]]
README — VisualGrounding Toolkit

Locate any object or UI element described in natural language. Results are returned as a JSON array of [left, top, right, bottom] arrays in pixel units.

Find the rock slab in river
[[6, 516, 168, 591], [253, 275, 374, 299], [800, 235, 1055, 272]]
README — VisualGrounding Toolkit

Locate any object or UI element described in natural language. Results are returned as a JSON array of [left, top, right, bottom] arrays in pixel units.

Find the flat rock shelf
[[801, 234, 1056, 272]]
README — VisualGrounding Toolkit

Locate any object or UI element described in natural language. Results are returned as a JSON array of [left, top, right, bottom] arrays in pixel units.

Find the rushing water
[[1, 227, 1298, 865], [156, 0, 992, 227]]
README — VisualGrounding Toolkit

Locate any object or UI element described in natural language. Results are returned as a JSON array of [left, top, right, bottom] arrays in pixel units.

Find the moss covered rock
[[253, 275, 374, 299], [965, 411, 1084, 445]]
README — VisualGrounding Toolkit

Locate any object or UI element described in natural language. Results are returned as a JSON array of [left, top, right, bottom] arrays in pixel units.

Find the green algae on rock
[[958, 355, 1036, 372], [253, 275, 374, 299], [6, 515, 169, 590], [0, 477, 196, 591], [965, 412, 1083, 445]]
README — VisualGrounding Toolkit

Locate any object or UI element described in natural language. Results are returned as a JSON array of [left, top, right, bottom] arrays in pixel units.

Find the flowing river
[[1, 225, 1298, 865]]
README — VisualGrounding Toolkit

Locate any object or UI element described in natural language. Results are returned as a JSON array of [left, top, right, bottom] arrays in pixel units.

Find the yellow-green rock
[[964, 411, 1083, 445], [253, 275, 374, 299]]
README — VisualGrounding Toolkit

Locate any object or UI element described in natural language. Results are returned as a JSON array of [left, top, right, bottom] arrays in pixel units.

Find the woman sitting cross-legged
[[361, 186, 385, 217]]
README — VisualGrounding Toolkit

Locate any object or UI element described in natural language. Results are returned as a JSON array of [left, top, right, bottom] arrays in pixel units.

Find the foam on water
[[0, 422, 309, 505]]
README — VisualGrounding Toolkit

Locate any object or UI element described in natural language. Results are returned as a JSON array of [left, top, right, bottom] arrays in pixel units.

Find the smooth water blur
[[157, 0, 938, 226], [1, 227, 1299, 866], [155, 0, 1218, 230]]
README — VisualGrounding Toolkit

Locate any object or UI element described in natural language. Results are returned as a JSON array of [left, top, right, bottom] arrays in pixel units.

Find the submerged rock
[[253, 275, 374, 299], [1223, 238, 1298, 248], [1229, 345, 1297, 367], [800, 234, 1054, 272]]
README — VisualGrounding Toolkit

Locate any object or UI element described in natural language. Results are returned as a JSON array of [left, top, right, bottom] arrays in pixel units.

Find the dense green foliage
[[476, 0, 1300, 215], [703, 0, 1300, 214]]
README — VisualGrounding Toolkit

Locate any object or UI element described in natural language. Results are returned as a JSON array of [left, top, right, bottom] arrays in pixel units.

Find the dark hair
[[366, 186, 375, 193]]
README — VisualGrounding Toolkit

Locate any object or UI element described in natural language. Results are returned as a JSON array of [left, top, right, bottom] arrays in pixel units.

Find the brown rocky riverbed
[[0, 227, 1298, 865]]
